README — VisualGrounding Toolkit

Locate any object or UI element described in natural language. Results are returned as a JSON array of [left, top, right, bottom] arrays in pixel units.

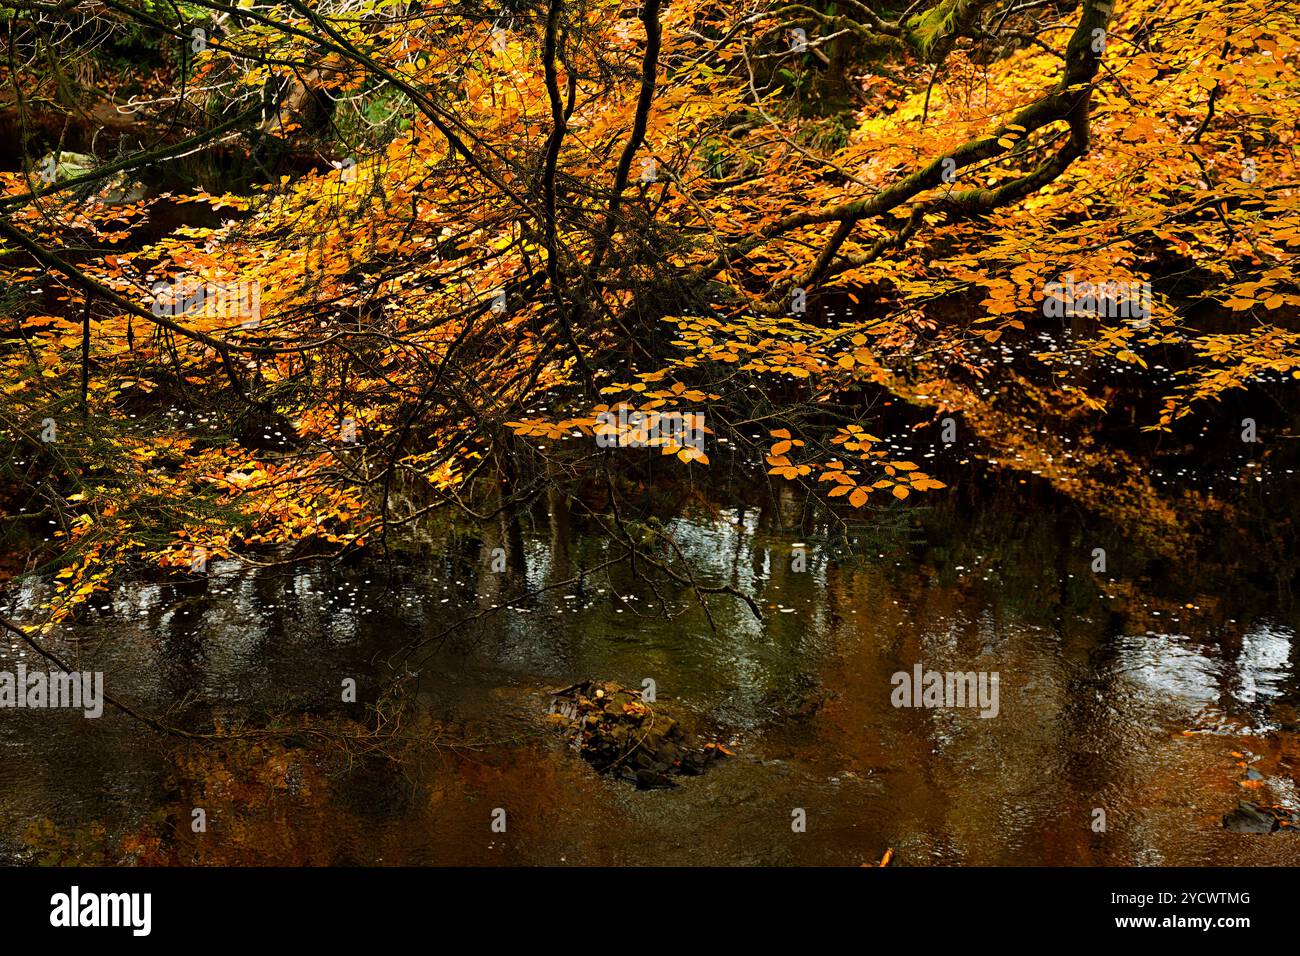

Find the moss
[[905, 0, 983, 59]]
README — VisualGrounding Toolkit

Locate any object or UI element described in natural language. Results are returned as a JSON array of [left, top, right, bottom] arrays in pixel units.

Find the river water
[[2, 491, 1297, 865]]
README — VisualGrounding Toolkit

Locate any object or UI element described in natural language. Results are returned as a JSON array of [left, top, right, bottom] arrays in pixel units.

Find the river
[[2, 484, 1297, 866]]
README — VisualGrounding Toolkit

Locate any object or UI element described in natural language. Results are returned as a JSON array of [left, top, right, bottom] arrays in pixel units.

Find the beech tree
[[0, 0, 1295, 627]]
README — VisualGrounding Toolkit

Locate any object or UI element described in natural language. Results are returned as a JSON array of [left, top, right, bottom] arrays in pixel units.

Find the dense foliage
[[1, 0, 1296, 624]]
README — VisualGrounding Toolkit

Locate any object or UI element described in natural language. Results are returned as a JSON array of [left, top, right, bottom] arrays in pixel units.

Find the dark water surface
[[3, 495, 1298, 866]]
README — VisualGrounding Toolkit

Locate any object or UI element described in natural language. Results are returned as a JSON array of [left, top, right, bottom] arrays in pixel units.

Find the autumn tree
[[0, 0, 1295, 631]]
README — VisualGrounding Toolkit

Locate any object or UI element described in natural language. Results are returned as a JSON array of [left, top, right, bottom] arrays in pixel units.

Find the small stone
[[635, 769, 674, 790], [1223, 802, 1278, 833]]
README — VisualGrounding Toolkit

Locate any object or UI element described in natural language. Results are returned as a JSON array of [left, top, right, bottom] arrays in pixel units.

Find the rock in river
[[546, 679, 731, 789], [1222, 801, 1299, 833]]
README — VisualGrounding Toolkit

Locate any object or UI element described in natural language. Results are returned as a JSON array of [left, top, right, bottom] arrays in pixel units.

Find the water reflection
[[2, 500, 1298, 865], [1114, 625, 1292, 727]]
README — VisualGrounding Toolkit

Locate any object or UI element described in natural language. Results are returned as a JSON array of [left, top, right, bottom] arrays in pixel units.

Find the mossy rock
[[547, 679, 731, 788], [756, 681, 831, 722]]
